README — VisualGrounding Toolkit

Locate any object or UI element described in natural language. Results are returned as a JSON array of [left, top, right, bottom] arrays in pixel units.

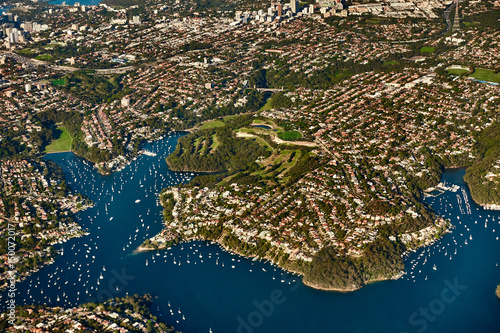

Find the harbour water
[[47, 0, 102, 6], [2, 134, 500, 332]]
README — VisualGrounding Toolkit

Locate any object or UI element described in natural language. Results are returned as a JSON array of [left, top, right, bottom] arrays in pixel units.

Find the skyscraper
[[291, 0, 298, 14], [9, 30, 19, 44]]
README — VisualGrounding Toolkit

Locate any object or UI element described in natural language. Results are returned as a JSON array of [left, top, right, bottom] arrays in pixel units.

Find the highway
[[0, 51, 135, 74]]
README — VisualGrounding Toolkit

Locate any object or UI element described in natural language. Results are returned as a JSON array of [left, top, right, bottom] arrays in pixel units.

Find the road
[[0, 51, 79, 72], [236, 131, 317, 147], [255, 87, 285, 93], [0, 51, 135, 74], [442, 1, 456, 36]]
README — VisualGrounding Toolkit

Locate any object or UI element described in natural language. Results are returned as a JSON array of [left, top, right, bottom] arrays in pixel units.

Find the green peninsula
[[464, 122, 500, 208]]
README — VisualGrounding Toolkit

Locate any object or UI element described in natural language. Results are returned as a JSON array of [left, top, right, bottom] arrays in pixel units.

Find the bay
[[2, 133, 500, 332], [47, 0, 102, 6]]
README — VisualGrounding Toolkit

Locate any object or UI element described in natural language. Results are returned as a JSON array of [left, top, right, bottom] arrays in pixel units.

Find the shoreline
[[43, 150, 72, 155], [138, 234, 409, 292], [302, 274, 404, 292], [49, 132, 499, 293], [43, 129, 181, 176], [137, 231, 411, 293], [138, 194, 452, 293]]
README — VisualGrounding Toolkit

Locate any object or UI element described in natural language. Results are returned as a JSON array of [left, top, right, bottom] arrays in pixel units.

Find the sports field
[[278, 131, 302, 141], [45, 126, 72, 153]]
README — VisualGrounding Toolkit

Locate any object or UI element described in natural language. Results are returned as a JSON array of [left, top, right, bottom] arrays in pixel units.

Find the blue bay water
[[47, 0, 102, 6], [2, 134, 500, 332]]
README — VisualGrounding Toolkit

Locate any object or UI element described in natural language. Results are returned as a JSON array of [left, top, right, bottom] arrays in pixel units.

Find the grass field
[[45, 43, 63, 50], [223, 115, 239, 121], [52, 79, 67, 86], [259, 98, 273, 111], [210, 134, 220, 152], [278, 131, 302, 141], [194, 137, 204, 154], [383, 60, 399, 66], [35, 54, 53, 61], [463, 22, 480, 27], [469, 68, 500, 83], [200, 119, 225, 129], [447, 68, 470, 75], [251, 149, 301, 182], [17, 49, 35, 55], [45, 127, 72, 153], [420, 47, 435, 53]]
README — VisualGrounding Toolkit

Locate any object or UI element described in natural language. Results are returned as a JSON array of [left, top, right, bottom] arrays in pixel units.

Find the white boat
[[135, 199, 141, 203], [433, 264, 437, 271]]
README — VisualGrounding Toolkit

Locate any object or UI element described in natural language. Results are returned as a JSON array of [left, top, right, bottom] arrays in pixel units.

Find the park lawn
[[210, 134, 220, 152], [463, 22, 480, 27], [420, 46, 435, 53], [223, 115, 239, 121], [238, 132, 273, 153], [52, 79, 67, 86], [194, 137, 204, 154], [447, 68, 470, 75], [383, 60, 399, 66], [259, 98, 273, 111], [278, 131, 302, 141], [35, 54, 53, 61], [252, 149, 301, 181], [200, 119, 225, 129], [194, 136, 203, 148], [275, 151, 301, 178], [252, 136, 273, 152], [237, 128, 255, 133], [17, 49, 35, 55], [252, 119, 279, 128], [469, 68, 500, 83], [45, 127, 72, 153], [44, 43, 63, 50], [239, 127, 275, 140]]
